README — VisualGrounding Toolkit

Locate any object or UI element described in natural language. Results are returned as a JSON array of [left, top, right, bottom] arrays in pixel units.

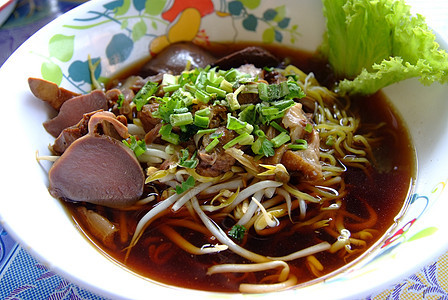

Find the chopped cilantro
[[175, 175, 196, 194], [228, 224, 246, 242], [252, 136, 275, 157], [178, 149, 199, 168]]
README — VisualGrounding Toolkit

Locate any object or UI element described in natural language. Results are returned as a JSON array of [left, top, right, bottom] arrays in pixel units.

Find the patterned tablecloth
[[1, 1, 448, 299]]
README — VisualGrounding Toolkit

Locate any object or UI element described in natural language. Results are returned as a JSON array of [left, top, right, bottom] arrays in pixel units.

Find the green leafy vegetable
[[321, 0, 448, 95], [122, 136, 146, 157], [252, 136, 275, 157], [175, 175, 196, 194], [228, 224, 246, 242], [133, 81, 158, 110], [178, 149, 199, 168], [159, 124, 180, 145], [271, 131, 291, 148], [116, 93, 124, 109], [288, 139, 308, 151]]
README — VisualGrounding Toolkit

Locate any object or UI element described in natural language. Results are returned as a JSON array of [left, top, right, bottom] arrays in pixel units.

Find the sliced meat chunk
[[281, 130, 323, 181], [28, 78, 80, 111], [197, 151, 236, 177], [196, 127, 236, 177], [214, 46, 279, 70], [52, 110, 98, 155], [140, 42, 216, 76], [281, 103, 323, 181], [138, 103, 161, 132], [43, 90, 108, 137], [88, 111, 129, 140], [49, 134, 145, 208], [106, 88, 133, 117], [282, 103, 309, 142]]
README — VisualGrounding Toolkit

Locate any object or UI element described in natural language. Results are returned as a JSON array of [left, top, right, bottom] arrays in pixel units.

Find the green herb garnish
[[228, 224, 246, 242], [133, 81, 159, 111], [122, 136, 146, 157], [175, 175, 196, 194]]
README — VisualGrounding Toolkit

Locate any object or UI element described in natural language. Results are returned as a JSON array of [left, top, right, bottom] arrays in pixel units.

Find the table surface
[[1, 1, 448, 299]]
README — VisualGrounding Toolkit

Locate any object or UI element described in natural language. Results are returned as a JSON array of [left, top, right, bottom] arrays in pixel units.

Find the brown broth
[[65, 43, 416, 293]]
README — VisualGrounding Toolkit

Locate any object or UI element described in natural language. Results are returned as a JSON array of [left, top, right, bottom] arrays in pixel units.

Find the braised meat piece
[[49, 134, 144, 208], [281, 103, 323, 181], [43, 90, 108, 137], [213, 46, 279, 70], [196, 127, 236, 177], [140, 42, 216, 76], [28, 77, 80, 111]]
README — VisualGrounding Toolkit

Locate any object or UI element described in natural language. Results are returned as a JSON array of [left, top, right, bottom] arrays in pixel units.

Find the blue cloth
[[0, 225, 107, 299]]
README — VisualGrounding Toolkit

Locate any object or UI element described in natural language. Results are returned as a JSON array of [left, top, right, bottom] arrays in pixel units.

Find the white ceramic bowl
[[1, 1, 448, 299]]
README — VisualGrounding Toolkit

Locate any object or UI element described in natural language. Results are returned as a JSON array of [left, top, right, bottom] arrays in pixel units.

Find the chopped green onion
[[288, 139, 308, 150], [227, 114, 247, 131], [236, 123, 253, 135], [270, 121, 288, 133], [160, 124, 180, 145], [305, 123, 313, 133], [194, 114, 210, 128], [173, 107, 188, 114], [196, 128, 217, 135], [163, 84, 181, 93], [224, 69, 239, 81], [210, 131, 223, 139], [227, 84, 244, 111], [195, 107, 211, 117], [253, 128, 266, 138], [238, 104, 256, 124], [162, 73, 178, 86], [122, 136, 146, 157], [133, 81, 159, 111], [184, 83, 197, 94], [220, 79, 234, 93], [258, 82, 289, 101], [205, 137, 220, 152], [223, 133, 254, 149], [170, 112, 193, 127], [210, 76, 224, 87], [271, 99, 295, 111], [206, 85, 227, 98], [195, 89, 211, 103], [244, 83, 259, 93], [261, 106, 280, 116], [258, 82, 269, 101], [271, 132, 291, 148]]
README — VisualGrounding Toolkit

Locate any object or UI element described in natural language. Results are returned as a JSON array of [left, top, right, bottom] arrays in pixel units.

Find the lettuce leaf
[[320, 0, 448, 95]]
